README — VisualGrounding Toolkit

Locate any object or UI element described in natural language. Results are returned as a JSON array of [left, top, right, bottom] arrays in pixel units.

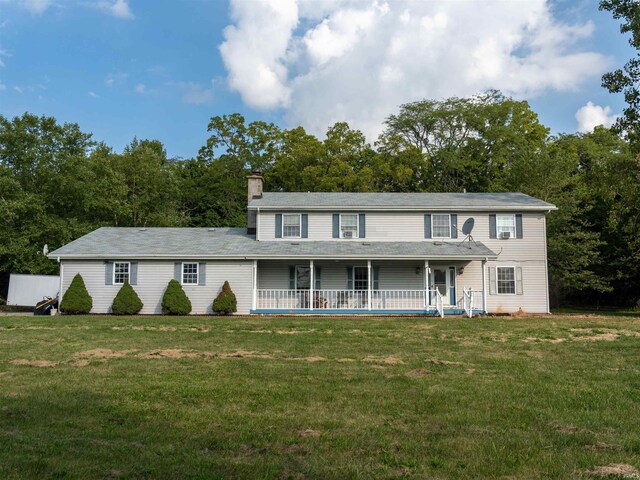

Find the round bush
[[111, 279, 143, 315], [60, 273, 93, 314], [161, 279, 192, 315], [212, 281, 237, 315]]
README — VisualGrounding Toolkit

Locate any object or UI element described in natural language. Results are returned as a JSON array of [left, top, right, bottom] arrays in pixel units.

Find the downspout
[[544, 210, 551, 314], [57, 257, 63, 312], [256, 207, 260, 240], [482, 257, 487, 315]]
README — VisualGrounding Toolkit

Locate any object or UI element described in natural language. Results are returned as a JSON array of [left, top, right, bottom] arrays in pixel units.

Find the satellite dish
[[462, 218, 475, 236], [42, 244, 49, 256]]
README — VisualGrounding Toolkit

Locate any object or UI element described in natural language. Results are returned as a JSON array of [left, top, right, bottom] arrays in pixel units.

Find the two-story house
[[50, 172, 556, 316]]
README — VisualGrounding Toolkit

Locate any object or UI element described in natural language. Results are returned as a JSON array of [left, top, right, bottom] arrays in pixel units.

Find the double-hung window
[[282, 214, 301, 238], [432, 214, 451, 238], [496, 214, 516, 238], [340, 214, 358, 239], [497, 267, 516, 294], [113, 262, 130, 284], [182, 262, 199, 285]]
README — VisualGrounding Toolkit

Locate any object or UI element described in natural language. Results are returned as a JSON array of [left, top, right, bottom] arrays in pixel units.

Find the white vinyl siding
[[432, 214, 451, 238], [282, 214, 301, 238], [62, 260, 253, 314], [182, 262, 198, 285], [113, 262, 130, 284]]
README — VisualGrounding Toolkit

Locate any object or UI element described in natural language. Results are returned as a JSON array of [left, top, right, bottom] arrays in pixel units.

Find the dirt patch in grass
[[138, 349, 199, 359], [586, 443, 622, 451], [299, 429, 320, 438], [363, 355, 404, 365], [523, 337, 566, 343], [77, 349, 137, 359], [405, 368, 431, 378], [218, 350, 275, 359], [112, 326, 178, 331], [284, 444, 310, 455], [428, 358, 463, 366], [587, 464, 639, 477], [10, 359, 59, 367]]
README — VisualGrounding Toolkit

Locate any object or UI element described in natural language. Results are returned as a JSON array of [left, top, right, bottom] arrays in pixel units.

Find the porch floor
[[250, 308, 486, 316]]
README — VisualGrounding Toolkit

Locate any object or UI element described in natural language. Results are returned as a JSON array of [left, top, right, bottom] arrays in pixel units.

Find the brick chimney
[[247, 170, 263, 234]]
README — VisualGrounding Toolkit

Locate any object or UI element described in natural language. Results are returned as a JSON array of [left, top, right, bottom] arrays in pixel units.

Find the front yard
[[1, 314, 639, 479]]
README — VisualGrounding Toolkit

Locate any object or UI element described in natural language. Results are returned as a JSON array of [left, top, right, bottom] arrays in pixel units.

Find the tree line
[[1, 91, 638, 307]]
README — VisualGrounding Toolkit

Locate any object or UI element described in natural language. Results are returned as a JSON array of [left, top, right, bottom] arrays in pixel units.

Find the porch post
[[424, 260, 429, 308], [482, 258, 487, 314], [367, 260, 372, 311], [252, 260, 257, 311], [309, 260, 314, 311]]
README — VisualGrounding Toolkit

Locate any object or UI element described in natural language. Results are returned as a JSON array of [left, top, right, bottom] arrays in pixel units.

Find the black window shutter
[[198, 262, 206, 285], [358, 214, 366, 238], [301, 214, 308, 238], [451, 214, 458, 238], [289, 266, 295, 289], [373, 266, 380, 290], [515, 214, 523, 239], [130, 262, 138, 285], [346, 266, 353, 289], [489, 214, 497, 239], [314, 267, 321, 290], [275, 214, 282, 238], [105, 261, 113, 285], [424, 214, 432, 239], [332, 214, 339, 238]]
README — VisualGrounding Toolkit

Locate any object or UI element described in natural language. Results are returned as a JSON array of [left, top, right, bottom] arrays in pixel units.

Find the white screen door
[[432, 268, 451, 305]]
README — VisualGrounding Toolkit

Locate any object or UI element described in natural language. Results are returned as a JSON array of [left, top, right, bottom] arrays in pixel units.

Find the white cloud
[[94, 0, 134, 19], [169, 81, 214, 105], [88, 91, 98, 97], [105, 71, 128, 87], [219, 0, 298, 109], [22, 0, 52, 14], [219, 0, 610, 139], [0, 47, 11, 67], [134, 83, 146, 93], [0, 81, 6, 90], [575, 101, 618, 133], [14, 86, 23, 93]]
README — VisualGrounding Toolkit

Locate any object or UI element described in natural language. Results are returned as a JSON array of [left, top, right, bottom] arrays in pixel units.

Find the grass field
[[1, 314, 639, 479]]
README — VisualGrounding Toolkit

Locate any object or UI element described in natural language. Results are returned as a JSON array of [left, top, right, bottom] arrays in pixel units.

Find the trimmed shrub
[[60, 273, 93, 314], [111, 279, 143, 315], [212, 281, 237, 315], [161, 279, 192, 315]]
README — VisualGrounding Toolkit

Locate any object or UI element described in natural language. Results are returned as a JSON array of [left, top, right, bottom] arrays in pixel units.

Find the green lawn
[[1, 315, 639, 479]]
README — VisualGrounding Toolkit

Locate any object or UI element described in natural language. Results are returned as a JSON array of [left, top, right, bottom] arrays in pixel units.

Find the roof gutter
[[248, 205, 558, 212]]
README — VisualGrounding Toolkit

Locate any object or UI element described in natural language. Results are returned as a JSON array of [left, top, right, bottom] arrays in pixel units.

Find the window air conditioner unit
[[500, 231, 511, 239], [343, 230, 354, 239]]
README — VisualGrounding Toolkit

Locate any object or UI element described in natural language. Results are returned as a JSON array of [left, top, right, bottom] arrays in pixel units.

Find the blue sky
[[0, 0, 635, 159]]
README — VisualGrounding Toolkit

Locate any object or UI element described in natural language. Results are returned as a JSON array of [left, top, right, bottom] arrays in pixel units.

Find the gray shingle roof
[[49, 227, 497, 260], [249, 192, 556, 210]]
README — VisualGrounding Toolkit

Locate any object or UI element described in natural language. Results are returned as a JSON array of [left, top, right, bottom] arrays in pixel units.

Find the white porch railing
[[434, 290, 444, 318], [462, 289, 483, 318], [256, 289, 445, 311]]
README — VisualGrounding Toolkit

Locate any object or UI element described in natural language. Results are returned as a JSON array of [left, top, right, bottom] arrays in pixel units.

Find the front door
[[432, 267, 451, 305]]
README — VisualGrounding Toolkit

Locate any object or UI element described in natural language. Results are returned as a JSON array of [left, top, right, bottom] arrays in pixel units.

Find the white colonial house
[[50, 172, 556, 316]]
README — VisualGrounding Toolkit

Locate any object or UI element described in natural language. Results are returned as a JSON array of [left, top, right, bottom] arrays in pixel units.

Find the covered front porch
[[250, 259, 486, 317]]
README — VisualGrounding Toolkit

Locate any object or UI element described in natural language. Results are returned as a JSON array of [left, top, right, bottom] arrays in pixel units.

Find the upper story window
[[432, 214, 451, 238], [496, 214, 516, 238], [282, 214, 301, 238], [182, 262, 199, 285], [340, 214, 358, 239], [113, 262, 130, 285]]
